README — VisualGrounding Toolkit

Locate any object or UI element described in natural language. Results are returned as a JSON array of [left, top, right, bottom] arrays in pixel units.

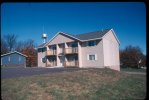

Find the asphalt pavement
[[1, 67, 81, 79]]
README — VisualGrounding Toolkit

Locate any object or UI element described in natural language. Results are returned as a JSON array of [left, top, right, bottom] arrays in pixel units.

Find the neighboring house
[[38, 28, 120, 71], [1, 51, 27, 67]]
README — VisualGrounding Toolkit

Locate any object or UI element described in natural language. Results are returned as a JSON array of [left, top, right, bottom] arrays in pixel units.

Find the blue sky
[[1, 2, 146, 54]]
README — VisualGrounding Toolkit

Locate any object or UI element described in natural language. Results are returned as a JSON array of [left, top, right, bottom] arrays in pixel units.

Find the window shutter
[[95, 54, 97, 60]]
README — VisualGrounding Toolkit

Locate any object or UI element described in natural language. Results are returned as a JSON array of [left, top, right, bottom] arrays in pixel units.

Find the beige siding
[[102, 30, 120, 71], [47, 34, 76, 45], [81, 40, 104, 68], [38, 52, 46, 67], [78, 42, 82, 67], [37, 30, 120, 71]]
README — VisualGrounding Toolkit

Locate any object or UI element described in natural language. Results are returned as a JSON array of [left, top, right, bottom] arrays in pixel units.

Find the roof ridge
[[1, 51, 27, 57], [75, 28, 111, 36]]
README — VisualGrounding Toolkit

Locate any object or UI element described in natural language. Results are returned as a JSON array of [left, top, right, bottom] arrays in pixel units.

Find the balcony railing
[[64, 61, 79, 67], [47, 61, 57, 67], [47, 50, 57, 56], [65, 47, 78, 54], [59, 48, 65, 54]]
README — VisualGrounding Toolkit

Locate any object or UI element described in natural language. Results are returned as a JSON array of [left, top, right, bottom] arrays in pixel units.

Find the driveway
[[1, 67, 81, 79]]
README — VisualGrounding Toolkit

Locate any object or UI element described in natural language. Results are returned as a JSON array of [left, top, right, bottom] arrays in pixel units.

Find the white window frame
[[87, 54, 97, 61]]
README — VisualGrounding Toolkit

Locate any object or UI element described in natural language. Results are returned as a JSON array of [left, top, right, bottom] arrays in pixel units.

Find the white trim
[[1, 51, 27, 57], [60, 32, 82, 41], [95, 54, 97, 60], [81, 38, 102, 42], [111, 29, 120, 44], [40, 29, 119, 47], [87, 54, 89, 60], [88, 54, 96, 61], [102, 29, 120, 45], [44, 31, 82, 47]]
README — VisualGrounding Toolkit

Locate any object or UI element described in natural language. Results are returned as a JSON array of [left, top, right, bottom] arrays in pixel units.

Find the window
[[71, 42, 78, 47], [42, 47, 47, 52], [38, 47, 47, 52], [19, 56, 21, 61], [89, 55, 95, 60], [87, 54, 97, 61], [8, 57, 10, 62], [41, 57, 46, 63], [88, 41, 96, 46]]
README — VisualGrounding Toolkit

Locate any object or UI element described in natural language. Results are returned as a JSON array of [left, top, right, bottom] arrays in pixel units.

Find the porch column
[[56, 44, 60, 66], [78, 42, 82, 67], [64, 43, 68, 62], [46, 46, 48, 67]]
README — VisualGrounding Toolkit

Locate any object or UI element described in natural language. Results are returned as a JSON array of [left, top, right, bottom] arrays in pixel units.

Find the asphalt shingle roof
[[38, 43, 46, 48], [74, 29, 111, 40], [1, 51, 27, 57], [38, 29, 111, 47]]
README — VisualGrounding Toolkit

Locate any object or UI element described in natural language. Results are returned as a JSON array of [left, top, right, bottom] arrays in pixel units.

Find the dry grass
[[2, 68, 146, 100]]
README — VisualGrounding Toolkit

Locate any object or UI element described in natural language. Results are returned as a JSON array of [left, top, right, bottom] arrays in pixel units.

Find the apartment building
[[37, 29, 120, 71]]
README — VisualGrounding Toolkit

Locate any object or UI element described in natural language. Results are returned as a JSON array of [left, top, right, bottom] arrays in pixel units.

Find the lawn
[[1, 68, 146, 100], [120, 67, 146, 73]]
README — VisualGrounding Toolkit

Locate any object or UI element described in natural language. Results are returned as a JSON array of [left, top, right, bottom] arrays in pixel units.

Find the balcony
[[64, 61, 79, 67], [65, 47, 78, 54], [47, 61, 57, 67], [47, 50, 57, 56]]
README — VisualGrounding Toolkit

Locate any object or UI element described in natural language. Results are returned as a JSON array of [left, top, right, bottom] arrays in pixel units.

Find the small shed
[[1, 51, 27, 67]]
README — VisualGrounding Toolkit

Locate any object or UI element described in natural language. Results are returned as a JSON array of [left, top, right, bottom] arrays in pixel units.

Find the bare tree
[[4, 34, 18, 52], [120, 45, 145, 68], [16, 41, 25, 52], [1, 37, 8, 54]]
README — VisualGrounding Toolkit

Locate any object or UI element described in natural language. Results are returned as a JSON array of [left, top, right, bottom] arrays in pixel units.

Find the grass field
[[120, 67, 146, 72], [2, 68, 146, 100]]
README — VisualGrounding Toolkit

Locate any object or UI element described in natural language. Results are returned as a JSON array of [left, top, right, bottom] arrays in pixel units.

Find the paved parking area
[[1, 67, 81, 79]]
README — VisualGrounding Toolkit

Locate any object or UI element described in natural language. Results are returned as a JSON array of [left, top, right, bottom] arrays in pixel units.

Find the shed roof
[[1, 51, 28, 57]]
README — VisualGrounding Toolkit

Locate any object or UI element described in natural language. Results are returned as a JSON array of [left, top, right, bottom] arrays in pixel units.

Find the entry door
[[60, 56, 65, 66]]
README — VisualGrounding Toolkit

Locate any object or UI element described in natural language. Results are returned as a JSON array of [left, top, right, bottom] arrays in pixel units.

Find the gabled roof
[[38, 28, 119, 47], [74, 29, 111, 41], [38, 43, 46, 48], [42, 31, 82, 47], [1, 51, 28, 57]]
